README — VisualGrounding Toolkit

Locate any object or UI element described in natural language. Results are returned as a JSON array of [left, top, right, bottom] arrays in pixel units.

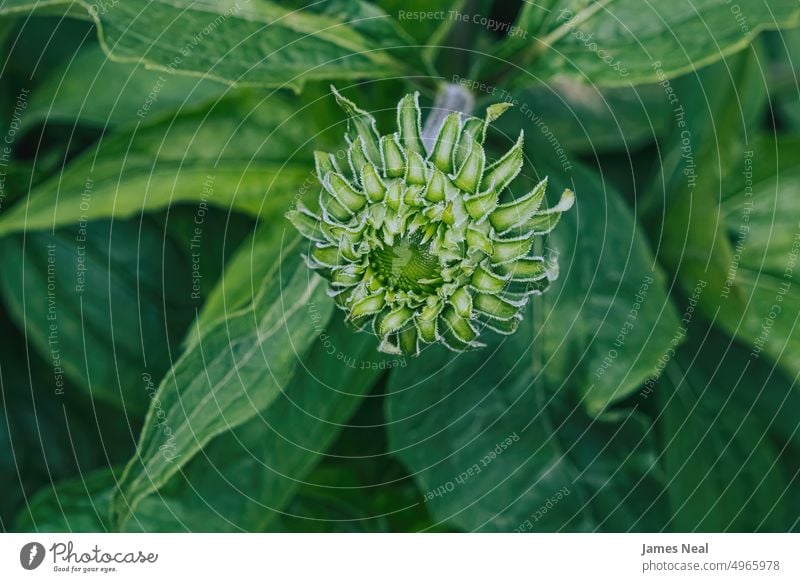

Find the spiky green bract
[[288, 88, 575, 356]]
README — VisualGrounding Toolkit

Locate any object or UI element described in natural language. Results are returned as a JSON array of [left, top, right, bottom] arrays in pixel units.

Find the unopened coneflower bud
[[288, 87, 574, 356]]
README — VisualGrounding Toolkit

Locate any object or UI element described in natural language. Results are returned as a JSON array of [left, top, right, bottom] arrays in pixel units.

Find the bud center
[[371, 236, 441, 293]]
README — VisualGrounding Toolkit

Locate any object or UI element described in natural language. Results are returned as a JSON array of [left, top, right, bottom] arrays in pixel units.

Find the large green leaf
[[383, 134, 680, 530], [539, 161, 681, 412], [484, 0, 800, 87], [0, 0, 415, 91], [386, 310, 666, 532], [88, 205, 386, 531], [21, 229, 389, 531], [720, 135, 800, 275], [110, 239, 333, 529], [0, 215, 201, 413], [0, 90, 314, 235], [185, 219, 290, 348], [24, 43, 228, 129], [127, 316, 385, 532]]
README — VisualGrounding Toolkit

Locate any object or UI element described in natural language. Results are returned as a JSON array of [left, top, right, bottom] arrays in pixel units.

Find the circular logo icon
[[20, 542, 46, 570]]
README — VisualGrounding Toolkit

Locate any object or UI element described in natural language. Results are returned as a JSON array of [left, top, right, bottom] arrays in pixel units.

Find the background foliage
[[0, 0, 798, 532]]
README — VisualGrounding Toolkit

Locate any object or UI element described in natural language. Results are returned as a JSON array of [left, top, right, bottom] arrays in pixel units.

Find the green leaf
[[493, 82, 673, 154], [24, 43, 228, 129], [485, 0, 568, 69], [765, 28, 800, 132], [486, 0, 800, 87], [375, 0, 468, 67], [540, 162, 682, 413], [15, 468, 117, 532], [118, 212, 387, 531], [716, 133, 800, 374], [656, 330, 792, 531], [111, 239, 333, 529], [721, 134, 800, 275], [38, 295, 389, 532], [73, 209, 383, 531], [0, 91, 314, 236], [0, 318, 105, 529], [654, 47, 800, 379], [386, 313, 666, 532], [185, 221, 287, 348], [14, 468, 195, 532], [273, 392, 434, 532], [0, 216, 201, 412], [0, 0, 413, 92], [33, 310, 389, 532], [274, 464, 430, 532], [128, 316, 387, 532]]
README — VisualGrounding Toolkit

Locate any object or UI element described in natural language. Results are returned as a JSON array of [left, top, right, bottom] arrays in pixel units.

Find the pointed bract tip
[[486, 102, 514, 122]]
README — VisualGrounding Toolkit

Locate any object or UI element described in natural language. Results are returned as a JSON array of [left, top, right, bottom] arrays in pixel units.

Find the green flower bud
[[288, 87, 574, 356]]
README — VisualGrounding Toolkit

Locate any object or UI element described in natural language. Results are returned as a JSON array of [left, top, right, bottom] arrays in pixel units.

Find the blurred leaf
[[0, 13, 93, 88], [15, 468, 117, 532], [111, 239, 333, 529], [15, 467, 193, 532], [274, 464, 429, 532], [645, 49, 769, 214], [765, 27, 800, 132], [0, 216, 201, 413], [375, 0, 469, 67], [0, 0, 414, 91], [493, 81, 673, 155], [717, 133, 800, 374], [485, 0, 800, 87], [270, 379, 434, 533], [24, 43, 228, 129], [654, 47, 800, 379], [656, 330, 792, 531], [0, 91, 314, 235], [386, 310, 666, 532], [0, 314, 95, 530], [721, 134, 800, 275]]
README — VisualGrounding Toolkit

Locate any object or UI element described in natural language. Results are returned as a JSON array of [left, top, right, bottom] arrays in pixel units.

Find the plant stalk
[[421, 83, 475, 155]]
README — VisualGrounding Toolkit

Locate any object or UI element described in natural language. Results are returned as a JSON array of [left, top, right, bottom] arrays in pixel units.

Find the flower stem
[[421, 83, 475, 155]]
